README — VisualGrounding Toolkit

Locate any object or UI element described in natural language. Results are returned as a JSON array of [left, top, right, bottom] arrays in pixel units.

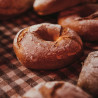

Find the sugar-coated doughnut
[[13, 23, 83, 70]]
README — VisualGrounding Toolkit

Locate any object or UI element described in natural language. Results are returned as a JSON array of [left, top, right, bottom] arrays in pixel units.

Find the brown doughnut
[[33, 0, 96, 15], [77, 51, 98, 97], [23, 81, 92, 98], [0, 0, 33, 19], [13, 23, 83, 70], [58, 4, 98, 42]]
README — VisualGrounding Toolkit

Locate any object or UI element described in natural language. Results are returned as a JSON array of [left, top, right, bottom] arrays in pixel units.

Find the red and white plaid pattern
[[0, 9, 98, 98]]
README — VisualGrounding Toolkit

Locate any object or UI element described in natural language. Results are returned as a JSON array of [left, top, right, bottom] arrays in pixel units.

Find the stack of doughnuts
[[13, 0, 98, 97]]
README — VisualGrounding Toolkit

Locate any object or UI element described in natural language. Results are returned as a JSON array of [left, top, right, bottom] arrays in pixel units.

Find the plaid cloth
[[0, 9, 98, 98]]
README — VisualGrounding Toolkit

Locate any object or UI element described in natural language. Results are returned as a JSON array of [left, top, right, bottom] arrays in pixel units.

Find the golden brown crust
[[13, 23, 83, 70], [77, 51, 98, 97], [23, 81, 92, 98], [58, 4, 98, 42], [33, 0, 86, 15]]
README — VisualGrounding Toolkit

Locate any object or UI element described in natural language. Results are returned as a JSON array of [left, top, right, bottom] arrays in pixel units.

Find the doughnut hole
[[35, 24, 61, 41], [36, 29, 59, 41]]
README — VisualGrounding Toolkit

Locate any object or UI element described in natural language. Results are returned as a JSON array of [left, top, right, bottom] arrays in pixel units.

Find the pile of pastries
[[1, 0, 98, 98]]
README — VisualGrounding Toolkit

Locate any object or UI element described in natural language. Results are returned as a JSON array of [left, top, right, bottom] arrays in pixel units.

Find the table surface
[[0, 9, 98, 98]]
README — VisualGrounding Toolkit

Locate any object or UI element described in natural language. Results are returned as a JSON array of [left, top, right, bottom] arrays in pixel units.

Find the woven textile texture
[[0, 9, 98, 98]]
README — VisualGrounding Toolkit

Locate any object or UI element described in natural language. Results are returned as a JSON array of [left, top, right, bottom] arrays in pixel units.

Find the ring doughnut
[[58, 4, 98, 41], [13, 23, 83, 70], [33, 0, 96, 15]]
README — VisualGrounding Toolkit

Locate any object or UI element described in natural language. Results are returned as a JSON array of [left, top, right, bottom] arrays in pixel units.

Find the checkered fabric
[[0, 9, 98, 98]]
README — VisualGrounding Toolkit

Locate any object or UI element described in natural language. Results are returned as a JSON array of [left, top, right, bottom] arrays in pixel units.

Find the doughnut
[[0, 0, 33, 19], [33, 0, 97, 15], [77, 51, 98, 97], [23, 81, 92, 98], [58, 4, 98, 42], [13, 23, 83, 70]]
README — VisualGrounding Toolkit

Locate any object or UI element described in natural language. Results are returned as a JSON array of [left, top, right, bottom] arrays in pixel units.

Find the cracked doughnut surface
[[13, 23, 83, 70]]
